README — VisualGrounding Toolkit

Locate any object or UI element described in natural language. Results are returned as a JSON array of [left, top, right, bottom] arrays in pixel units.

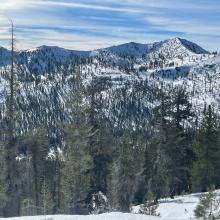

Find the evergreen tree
[[61, 121, 93, 214], [144, 121, 171, 200], [0, 142, 6, 216], [109, 133, 137, 212], [22, 129, 49, 214], [46, 148, 63, 214], [171, 87, 193, 129], [192, 106, 220, 192], [61, 65, 93, 214], [86, 74, 113, 203], [143, 86, 170, 200], [194, 185, 220, 220], [168, 87, 194, 195], [144, 86, 194, 200], [139, 191, 159, 216]]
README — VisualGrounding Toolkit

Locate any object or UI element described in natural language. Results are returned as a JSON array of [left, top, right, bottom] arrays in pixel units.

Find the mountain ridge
[[0, 37, 219, 136], [0, 37, 211, 57]]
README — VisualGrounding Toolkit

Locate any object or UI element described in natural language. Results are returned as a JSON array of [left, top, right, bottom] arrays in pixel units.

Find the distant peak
[[37, 45, 65, 50], [0, 46, 10, 51], [165, 37, 186, 45], [168, 37, 181, 41], [162, 37, 209, 54], [127, 41, 142, 45]]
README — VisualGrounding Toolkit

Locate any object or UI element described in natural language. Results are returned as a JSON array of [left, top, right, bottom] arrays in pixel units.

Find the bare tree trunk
[[4, 20, 20, 217]]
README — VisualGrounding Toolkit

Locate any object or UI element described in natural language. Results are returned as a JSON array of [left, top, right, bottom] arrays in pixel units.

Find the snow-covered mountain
[[0, 38, 219, 136], [0, 37, 210, 71], [97, 37, 208, 60]]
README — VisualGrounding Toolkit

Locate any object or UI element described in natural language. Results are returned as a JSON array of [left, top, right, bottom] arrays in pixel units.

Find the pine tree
[[194, 185, 220, 220], [22, 129, 49, 214], [0, 142, 6, 216], [192, 106, 220, 192], [61, 122, 93, 214], [167, 88, 194, 196], [144, 86, 194, 200], [47, 148, 63, 214], [139, 191, 159, 216], [168, 87, 194, 196], [144, 121, 170, 200], [109, 133, 137, 212], [61, 65, 93, 214], [171, 87, 193, 129], [143, 85, 172, 200], [86, 74, 113, 204]]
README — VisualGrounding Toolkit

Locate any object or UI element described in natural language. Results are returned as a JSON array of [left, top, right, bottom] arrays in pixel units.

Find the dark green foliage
[[139, 191, 159, 216], [61, 66, 93, 214], [0, 142, 6, 216], [144, 122, 170, 200], [2, 61, 220, 217], [86, 75, 114, 205], [108, 133, 140, 212], [194, 185, 220, 219], [20, 129, 50, 214], [144, 86, 194, 200], [192, 106, 220, 192], [61, 121, 93, 214]]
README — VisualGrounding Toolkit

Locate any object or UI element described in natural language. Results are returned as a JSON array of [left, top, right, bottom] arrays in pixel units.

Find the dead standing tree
[[4, 20, 20, 217]]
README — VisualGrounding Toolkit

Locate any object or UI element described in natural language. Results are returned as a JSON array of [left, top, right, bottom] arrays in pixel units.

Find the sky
[[0, 0, 219, 51]]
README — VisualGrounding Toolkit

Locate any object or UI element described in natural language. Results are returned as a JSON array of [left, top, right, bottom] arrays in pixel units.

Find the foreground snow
[[0, 192, 211, 220], [158, 193, 200, 219], [132, 192, 201, 219], [0, 213, 160, 220]]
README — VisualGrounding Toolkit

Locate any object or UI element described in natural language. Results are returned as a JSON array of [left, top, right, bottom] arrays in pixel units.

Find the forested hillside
[[0, 37, 220, 217]]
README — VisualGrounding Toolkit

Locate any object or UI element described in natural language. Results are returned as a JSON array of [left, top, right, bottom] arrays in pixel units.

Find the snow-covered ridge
[[0, 37, 219, 134], [101, 37, 209, 58], [25, 37, 210, 56], [0, 37, 211, 67]]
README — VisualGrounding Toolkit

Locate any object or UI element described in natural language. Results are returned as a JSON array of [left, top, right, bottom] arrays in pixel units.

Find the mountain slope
[[0, 37, 210, 71], [0, 38, 218, 136]]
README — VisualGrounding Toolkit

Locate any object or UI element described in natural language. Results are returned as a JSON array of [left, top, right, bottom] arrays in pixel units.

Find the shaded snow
[[0, 192, 213, 220], [0, 37, 218, 134], [0, 213, 160, 220], [132, 192, 201, 219]]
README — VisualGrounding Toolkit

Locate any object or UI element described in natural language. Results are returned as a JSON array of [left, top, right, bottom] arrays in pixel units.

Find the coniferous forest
[[1, 48, 220, 217], [1, 1, 220, 219], [0, 17, 220, 219]]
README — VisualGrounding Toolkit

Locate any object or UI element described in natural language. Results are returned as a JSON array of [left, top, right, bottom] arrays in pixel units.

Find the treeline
[[1, 65, 220, 217]]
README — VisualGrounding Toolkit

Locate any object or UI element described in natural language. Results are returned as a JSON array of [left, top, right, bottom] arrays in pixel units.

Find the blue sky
[[0, 0, 219, 51]]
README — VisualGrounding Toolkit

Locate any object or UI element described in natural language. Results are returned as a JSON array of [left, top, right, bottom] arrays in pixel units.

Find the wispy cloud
[[0, 0, 219, 51], [33, 1, 141, 13]]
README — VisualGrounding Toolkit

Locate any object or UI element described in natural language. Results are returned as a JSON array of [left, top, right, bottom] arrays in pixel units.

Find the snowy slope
[[0, 213, 160, 220], [0, 37, 210, 70], [95, 37, 208, 58], [132, 193, 202, 220], [0, 37, 218, 134], [0, 46, 12, 66], [148, 38, 209, 58], [0, 192, 212, 220], [158, 194, 199, 220]]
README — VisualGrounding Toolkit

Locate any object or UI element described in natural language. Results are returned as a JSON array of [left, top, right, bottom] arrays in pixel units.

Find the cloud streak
[[0, 0, 219, 51]]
